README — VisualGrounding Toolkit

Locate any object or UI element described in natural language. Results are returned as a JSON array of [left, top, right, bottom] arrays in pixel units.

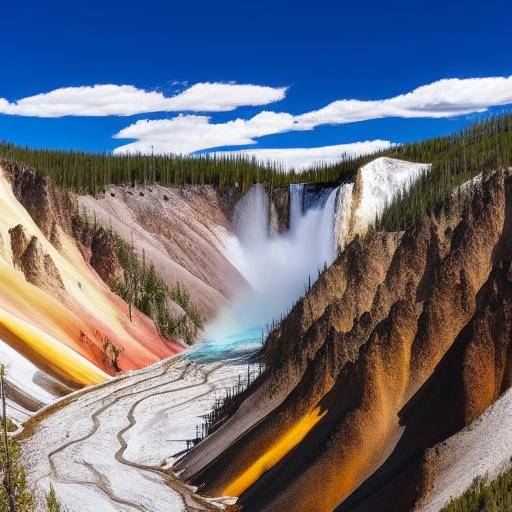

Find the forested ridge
[[377, 114, 512, 230], [0, 143, 341, 194], [1, 114, 512, 232], [318, 113, 512, 230]]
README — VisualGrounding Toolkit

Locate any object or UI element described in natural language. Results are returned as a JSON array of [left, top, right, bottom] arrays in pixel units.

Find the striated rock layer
[[0, 162, 183, 420], [180, 168, 512, 512]]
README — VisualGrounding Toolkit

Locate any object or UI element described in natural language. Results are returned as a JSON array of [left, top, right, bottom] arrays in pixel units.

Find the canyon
[[0, 161, 245, 422], [3, 149, 512, 512]]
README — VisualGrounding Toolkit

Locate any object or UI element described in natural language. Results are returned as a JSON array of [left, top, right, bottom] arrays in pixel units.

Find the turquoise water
[[185, 327, 264, 363]]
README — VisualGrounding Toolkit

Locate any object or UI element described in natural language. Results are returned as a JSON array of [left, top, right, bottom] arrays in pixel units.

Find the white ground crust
[[416, 387, 512, 511], [0, 339, 55, 404], [353, 157, 431, 234], [20, 354, 251, 511]]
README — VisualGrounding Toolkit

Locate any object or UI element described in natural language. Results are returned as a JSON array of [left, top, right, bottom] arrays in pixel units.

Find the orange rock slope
[[179, 168, 512, 512], [0, 163, 182, 393]]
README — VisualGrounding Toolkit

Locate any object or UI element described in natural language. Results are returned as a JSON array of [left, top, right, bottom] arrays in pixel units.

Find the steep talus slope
[[78, 184, 247, 320], [180, 169, 512, 512], [415, 383, 512, 511], [0, 162, 182, 420]]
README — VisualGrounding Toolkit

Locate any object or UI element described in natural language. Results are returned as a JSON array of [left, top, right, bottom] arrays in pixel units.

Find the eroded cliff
[[180, 168, 512, 512]]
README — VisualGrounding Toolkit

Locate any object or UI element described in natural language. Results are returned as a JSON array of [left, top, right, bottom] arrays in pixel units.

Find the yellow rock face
[[0, 303, 107, 386], [222, 406, 327, 497]]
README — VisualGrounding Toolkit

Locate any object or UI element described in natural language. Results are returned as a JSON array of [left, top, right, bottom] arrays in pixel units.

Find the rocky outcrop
[[9, 224, 65, 300], [3, 160, 74, 248], [89, 230, 124, 287], [334, 157, 431, 248], [180, 169, 512, 512], [72, 218, 124, 287]]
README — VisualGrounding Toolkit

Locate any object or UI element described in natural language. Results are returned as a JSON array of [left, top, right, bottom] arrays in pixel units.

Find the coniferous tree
[[0, 365, 34, 512]]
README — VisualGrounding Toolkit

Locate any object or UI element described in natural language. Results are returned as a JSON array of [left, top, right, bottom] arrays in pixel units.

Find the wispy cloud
[[211, 141, 394, 171], [295, 75, 512, 127], [113, 74, 512, 155], [0, 82, 287, 117]]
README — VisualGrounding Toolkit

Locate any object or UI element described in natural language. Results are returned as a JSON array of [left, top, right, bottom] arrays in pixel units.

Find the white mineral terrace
[[20, 330, 263, 512]]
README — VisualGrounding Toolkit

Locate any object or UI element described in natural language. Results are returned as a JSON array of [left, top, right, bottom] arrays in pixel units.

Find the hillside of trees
[[376, 114, 512, 231], [0, 143, 341, 194], [319, 114, 512, 232], [441, 469, 512, 512]]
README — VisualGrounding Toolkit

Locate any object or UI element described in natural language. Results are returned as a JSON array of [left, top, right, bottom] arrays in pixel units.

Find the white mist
[[208, 183, 340, 338]]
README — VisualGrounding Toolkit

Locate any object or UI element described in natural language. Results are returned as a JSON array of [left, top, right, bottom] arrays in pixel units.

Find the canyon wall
[[181, 167, 512, 512], [78, 184, 248, 321]]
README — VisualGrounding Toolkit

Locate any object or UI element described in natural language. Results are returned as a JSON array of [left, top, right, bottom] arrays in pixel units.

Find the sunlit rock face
[[181, 168, 512, 512], [336, 157, 431, 247], [0, 163, 182, 421]]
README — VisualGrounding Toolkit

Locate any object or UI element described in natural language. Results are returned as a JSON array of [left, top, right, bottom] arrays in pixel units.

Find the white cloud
[[113, 111, 296, 154], [162, 82, 287, 111], [0, 82, 287, 117], [295, 75, 512, 127], [210, 141, 394, 171], [113, 74, 512, 155]]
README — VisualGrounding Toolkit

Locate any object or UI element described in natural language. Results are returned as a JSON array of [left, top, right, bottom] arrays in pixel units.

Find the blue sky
[[1, 0, 512, 168]]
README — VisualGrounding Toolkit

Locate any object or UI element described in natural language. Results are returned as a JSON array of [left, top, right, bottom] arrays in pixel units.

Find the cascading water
[[207, 182, 344, 339], [203, 157, 431, 350], [289, 183, 305, 232], [233, 183, 269, 249], [318, 186, 340, 260]]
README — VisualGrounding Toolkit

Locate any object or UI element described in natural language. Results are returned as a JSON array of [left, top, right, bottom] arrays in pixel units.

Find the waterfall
[[209, 182, 346, 338], [318, 187, 340, 263], [289, 184, 305, 232], [233, 183, 269, 249], [304, 185, 334, 212], [210, 158, 431, 339], [291, 183, 340, 260]]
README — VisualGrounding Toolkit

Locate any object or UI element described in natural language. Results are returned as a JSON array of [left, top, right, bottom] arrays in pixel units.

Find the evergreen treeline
[[2, 114, 511, 229], [441, 470, 512, 512], [375, 114, 512, 231], [0, 143, 342, 195]]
